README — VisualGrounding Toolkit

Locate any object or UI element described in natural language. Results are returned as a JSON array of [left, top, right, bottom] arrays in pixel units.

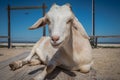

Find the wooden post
[[42, 3, 46, 36], [7, 5, 12, 48], [95, 37, 97, 48], [92, 0, 96, 47], [92, 0, 95, 36]]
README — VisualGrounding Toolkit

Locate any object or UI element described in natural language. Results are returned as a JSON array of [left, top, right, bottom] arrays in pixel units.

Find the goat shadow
[[29, 66, 76, 80]]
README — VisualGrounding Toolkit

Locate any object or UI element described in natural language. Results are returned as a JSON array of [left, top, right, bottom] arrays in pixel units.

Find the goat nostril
[[51, 36, 60, 42]]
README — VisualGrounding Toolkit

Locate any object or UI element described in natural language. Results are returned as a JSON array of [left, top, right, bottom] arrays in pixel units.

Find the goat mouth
[[52, 41, 63, 48]]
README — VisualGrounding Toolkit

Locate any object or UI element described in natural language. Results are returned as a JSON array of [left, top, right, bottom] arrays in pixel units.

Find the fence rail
[[1, 35, 120, 48], [10, 6, 47, 10], [0, 36, 9, 38], [90, 35, 120, 48], [90, 35, 120, 38]]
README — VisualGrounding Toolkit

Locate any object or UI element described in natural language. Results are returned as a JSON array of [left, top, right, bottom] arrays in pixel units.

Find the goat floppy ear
[[29, 17, 47, 30], [72, 17, 90, 39]]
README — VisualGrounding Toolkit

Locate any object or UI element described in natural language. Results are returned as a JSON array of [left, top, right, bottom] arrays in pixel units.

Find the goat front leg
[[28, 58, 41, 66], [9, 49, 35, 71], [31, 61, 59, 80]]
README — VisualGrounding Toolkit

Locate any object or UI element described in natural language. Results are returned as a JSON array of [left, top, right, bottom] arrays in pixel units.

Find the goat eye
[[67, 19, 72, 24]]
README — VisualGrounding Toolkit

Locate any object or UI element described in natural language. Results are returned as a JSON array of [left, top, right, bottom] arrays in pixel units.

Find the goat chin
[[51, 41, 64, 48]]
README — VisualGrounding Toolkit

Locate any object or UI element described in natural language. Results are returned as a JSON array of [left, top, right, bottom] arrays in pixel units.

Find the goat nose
[[51, 36, 60, 42]]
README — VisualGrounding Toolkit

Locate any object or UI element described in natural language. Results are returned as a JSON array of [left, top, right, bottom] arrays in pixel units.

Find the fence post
[[95, 37, 97, 48], [42, 3, 46, 36], [7, 4, 12, 48], [92, 0, 96, 47]]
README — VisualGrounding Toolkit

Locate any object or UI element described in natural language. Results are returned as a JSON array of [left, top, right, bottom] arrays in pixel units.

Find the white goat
[[9, 4, 93, 80]]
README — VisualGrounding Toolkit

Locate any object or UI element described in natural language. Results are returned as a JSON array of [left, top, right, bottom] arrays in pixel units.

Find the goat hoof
[[9, 61, 22, 71]]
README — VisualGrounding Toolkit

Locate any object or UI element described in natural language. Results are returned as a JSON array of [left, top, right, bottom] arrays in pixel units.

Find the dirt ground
[[0, 47, 120, 80], [92, 48, 120, 80], [0, 47, 31, 62]]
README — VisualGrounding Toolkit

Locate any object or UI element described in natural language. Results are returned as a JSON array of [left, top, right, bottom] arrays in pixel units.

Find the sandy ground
[[0, 47, 31, 62], [0, 47, 120, 80], [92, 48, 120, 80]]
